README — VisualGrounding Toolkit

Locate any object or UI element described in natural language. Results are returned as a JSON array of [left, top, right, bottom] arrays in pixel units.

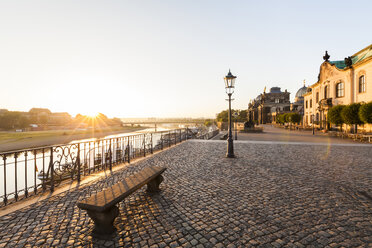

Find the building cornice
[[352, 43, 372, 57]]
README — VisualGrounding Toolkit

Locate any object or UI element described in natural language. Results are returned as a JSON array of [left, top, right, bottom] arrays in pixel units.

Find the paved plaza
[[215, 125, 360, 144], [0, 137, 371, 247]]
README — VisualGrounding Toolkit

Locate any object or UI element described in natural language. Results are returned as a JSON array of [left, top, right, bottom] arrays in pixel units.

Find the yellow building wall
[[303, 57, 372, 132]]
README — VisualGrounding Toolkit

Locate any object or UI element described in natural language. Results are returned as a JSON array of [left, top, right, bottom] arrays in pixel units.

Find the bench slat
[[77, 166, 166, 212]]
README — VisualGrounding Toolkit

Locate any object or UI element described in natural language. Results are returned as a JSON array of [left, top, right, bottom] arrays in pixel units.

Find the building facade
[[248, 87, 291, 124], [303, 44, 372, 131]]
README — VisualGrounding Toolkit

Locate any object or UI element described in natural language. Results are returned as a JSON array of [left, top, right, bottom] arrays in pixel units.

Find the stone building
[[248, 87, 291, 124], [290, 83, 308, 117], [303, 44, 372, 131]]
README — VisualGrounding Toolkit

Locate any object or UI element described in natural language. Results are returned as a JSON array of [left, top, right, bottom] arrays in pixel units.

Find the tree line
[[327, 101, 372, 132], [275, 112, 302, 125], [0, 109, 123, 130], [216, 109, 248, 122]]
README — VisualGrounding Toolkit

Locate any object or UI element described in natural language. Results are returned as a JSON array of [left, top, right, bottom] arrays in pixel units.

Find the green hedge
[[327, 101, 372, 126]]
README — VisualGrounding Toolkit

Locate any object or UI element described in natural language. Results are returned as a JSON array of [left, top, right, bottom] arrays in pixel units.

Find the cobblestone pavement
[[0, 140, 371, 247]]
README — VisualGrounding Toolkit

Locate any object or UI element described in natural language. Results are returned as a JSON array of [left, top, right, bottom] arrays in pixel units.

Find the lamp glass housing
[[224, 70, 236, 94]]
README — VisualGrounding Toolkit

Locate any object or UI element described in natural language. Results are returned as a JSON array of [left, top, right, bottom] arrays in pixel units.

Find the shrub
[[341, 103, 363, 125], [244, 120, 255, 128], [289, 113, 301, 124], [276, 114, 285, 124], [327, 105, 345, 126], [283, 113, 290, 123], [359, 102, 372, 124]]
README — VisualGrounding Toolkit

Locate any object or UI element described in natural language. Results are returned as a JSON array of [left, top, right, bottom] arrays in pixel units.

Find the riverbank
[[0, 126, 145, 152]]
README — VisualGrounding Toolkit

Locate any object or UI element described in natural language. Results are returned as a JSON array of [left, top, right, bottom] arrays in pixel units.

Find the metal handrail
[[0, 128, 189, 207]]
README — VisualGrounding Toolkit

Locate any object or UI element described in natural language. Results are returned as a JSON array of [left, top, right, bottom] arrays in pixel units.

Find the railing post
[[33, 150, 37, 194], [168, 131, 171, 147], [14, 153, 18, 201], [127, 138, 130, 163], [49, 147, 54, 192], [143, 134, 146, 157], [42, 149, 46, 191], [186, 128, 188, 140], [77, 143, 81, 182], [24, 151, 28, 198], [3, 155, 7, 205], [151, 133, 153, 154], [109, 139, 112, 171], [161, 133, 164, 150]]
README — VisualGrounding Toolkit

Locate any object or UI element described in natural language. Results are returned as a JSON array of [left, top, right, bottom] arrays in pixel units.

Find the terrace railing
[[195, 129, 220, 140], [0, 128, 189, 207]]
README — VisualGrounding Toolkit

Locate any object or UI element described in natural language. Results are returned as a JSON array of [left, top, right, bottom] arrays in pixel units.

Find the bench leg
[[147, 175, 164, 192], [86, 205, 119, 237]]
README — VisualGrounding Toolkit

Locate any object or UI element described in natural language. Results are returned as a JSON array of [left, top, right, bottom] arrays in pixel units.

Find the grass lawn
[[0, 126, 142, 144]]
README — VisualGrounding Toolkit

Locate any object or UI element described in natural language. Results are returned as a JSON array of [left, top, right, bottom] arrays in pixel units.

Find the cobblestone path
[[0, 140, 371, 247]]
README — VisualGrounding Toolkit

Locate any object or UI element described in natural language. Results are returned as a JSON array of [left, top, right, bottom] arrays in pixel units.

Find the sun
[[85, 111, 99, 118]]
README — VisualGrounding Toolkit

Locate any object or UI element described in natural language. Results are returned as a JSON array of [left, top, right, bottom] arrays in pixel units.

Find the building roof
[[295, 85, 308, 98], [330, 43, 372, 69], [269, 87, 282, 93]]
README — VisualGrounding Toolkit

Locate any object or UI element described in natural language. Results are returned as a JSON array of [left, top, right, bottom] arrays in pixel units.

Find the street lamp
[[224, 69, 236, 158]]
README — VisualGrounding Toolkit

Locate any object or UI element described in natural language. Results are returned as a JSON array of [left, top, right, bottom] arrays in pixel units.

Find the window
[[275, 99, 279, 103], [324, 86, 328, 99], [316, 92, 319, 103], [310, 99, 312, 108], [336, 82, 344, 97], [359, 75, 366, 93], [305, 100, 308, 108]]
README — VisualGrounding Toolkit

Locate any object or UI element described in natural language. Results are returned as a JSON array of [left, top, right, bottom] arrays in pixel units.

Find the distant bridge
[[121, 120, 206, 125]]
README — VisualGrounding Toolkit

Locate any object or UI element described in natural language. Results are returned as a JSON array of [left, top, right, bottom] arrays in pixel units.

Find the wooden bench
[[77, 166, 166, 237]]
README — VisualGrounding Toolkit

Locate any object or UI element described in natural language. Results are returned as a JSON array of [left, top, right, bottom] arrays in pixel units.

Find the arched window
[[324, 86, 328, 99], [359, 75, 366, 93], [336, 82, 344, 97]]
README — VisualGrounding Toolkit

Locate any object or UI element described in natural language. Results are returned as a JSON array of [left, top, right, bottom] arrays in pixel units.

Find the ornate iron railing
[[0, 128, 189, 207], [195, 129, 220, 140]]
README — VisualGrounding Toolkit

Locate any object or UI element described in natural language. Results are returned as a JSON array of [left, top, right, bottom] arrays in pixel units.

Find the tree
[[289, 113, 301, 124], [327, 105, 345, 131], [0, 112, 22, 129], [283, 113, 290, 123], [238, 110, 247, 122], [204, 119, 216, 127], [216, 109, 248, 123], [111, 118, 123, 126], [341, 103, 363, 133], [276, 114, 285, 124], [19, 116, 31, 129], [216, 110, 229, 122], [359, 101, 372, 124]]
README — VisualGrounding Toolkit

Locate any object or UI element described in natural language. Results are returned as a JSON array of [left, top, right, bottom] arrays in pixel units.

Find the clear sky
[[0, 0, 371, 118]]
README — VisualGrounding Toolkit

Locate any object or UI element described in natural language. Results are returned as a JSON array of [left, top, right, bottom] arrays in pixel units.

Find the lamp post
[[224, 69, 236, 158]]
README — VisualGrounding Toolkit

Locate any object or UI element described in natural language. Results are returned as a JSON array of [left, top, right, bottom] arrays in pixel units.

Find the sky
[[0, 0, 371, 118]]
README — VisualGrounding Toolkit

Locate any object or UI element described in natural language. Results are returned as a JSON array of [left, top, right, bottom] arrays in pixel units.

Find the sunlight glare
[[85, 111, 99, 118]]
